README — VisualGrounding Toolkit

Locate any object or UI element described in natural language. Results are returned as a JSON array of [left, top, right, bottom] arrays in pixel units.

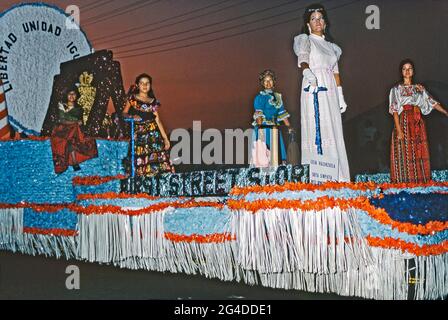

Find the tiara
[[307, 8, 324, 13]]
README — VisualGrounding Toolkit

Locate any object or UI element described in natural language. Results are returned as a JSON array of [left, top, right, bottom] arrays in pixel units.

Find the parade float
[[0, 3, 447, 300]]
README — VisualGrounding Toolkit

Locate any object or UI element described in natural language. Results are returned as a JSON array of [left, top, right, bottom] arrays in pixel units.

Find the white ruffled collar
[[310, 32, 325, 40]]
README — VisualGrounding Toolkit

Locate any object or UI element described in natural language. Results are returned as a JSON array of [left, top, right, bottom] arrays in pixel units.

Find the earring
[[307, 24, 312, 34]]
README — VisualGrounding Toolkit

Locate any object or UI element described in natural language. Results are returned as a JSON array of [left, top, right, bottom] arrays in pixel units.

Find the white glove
[[337, 86, 347, 113], [303, 68, 318, 87]]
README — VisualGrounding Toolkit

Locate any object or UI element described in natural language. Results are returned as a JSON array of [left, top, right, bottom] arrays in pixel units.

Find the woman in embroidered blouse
[[122, 73, 174, 176], [389, 59, 448, 183], [293, 3, 350, 181], [252, 70, 292, 165], [50, 88, 98, 174]]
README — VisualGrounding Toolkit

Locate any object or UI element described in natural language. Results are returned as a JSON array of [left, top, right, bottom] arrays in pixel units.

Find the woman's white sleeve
[[293, 34, 311, 67], [331, 43, 342, 73], [420, 88, 438, 115], [389, 87, 401, 115]]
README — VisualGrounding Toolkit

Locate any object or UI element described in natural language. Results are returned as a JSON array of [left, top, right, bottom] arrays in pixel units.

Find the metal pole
[[124, 118, 136, 178], [271, 125, 279, 167]]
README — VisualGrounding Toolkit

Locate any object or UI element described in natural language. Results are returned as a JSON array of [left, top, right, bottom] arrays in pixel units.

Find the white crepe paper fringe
[[0, 208, 24, 251], [0, 208, 77, 259], [412, 253, 448, 300], [115, 241, 237, 282], [230, 208, 373, 275], [160, 241, 236, 281], [18, 233, 78, 259], [78, 209, 169, 263], [2, 207, 447, 300], [256, 247, 447, 300], [129, 212, 167, 259]]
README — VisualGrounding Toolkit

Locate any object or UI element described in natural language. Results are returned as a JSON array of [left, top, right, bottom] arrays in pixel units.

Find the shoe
[[73, 164, 81, 171]]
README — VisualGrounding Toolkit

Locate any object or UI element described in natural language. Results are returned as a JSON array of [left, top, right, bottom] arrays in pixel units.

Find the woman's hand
[[303, 68, 318, 87], [415, 84, 425, 93], [337, 87, 348, 113], [164, 137, 171, 150]]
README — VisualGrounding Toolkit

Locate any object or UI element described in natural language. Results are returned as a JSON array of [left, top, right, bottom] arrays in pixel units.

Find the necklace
[[136, 94, 153, 103]]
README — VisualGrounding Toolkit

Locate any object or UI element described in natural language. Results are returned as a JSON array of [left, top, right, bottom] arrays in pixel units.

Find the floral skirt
[[124, 119, 173, 177], [50, 123, 98, 174], [390, 105, 431, 183]]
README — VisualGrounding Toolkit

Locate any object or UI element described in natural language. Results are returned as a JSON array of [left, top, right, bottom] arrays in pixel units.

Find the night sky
[[0, 0, 448, 174], [1, 0, 447, 137]]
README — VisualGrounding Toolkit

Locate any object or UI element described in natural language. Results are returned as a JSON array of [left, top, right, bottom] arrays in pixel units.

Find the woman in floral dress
[[123, 73, 173, 176]]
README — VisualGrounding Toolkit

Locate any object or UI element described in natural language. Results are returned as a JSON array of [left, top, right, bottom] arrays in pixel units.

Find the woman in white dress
[[293, 4, 350, 181]]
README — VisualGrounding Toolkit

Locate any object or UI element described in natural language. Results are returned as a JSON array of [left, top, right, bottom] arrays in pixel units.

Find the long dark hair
[[301, 3, 334, 42], [127, 73, 156, 99], [399, 58, 415, 84], [63, 86, 80, 107]]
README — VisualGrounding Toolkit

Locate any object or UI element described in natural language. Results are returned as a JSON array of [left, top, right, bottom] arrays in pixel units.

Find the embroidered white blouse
[[389, 84, 438, 115]]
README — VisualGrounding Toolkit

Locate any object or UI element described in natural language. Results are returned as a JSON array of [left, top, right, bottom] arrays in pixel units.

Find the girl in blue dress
[[252, 70, 293, 165]]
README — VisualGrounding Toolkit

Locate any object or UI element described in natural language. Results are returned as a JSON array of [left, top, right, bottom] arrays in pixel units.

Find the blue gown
[[252, 89, 290, 162]]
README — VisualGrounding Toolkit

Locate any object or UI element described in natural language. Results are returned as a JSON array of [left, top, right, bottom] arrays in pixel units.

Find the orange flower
[[227, 196, 448, 235], [77, 192, 162, 201], [72, 174, 127, 186], [0, 203, 67, 212], [164, 232, 235, 243], [230, 181, 377, 196], [363, 202, 448, 236], [227, 196, 362, 213], [0, 199, 226, 217], [179, 200, 224, 209], [66, 202, 176, 216], [366, 236, 448, 256], [229, 181, 448, 197], [66, 199, 224, 216], [2, 189, 446, 236], [379, 181, 448, 191], [23, 227, 78, 237]]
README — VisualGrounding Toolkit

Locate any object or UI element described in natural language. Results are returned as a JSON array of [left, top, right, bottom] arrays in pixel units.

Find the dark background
[[1, 0, 447, 176], [0, 251, 361, 300]]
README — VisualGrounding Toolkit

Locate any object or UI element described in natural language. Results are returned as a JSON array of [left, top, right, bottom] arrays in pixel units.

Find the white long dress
[[293, 33, 350, 181]]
